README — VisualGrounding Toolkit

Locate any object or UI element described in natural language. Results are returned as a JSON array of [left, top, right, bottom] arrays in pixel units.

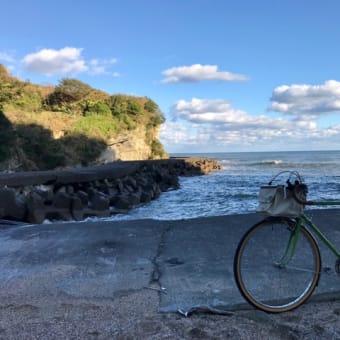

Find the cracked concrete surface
[[0, 219, 165, 302], [1, 210, 340, 315]]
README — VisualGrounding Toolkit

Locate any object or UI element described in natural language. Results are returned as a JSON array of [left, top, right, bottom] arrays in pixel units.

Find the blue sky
[[2, 0, 340, 153]]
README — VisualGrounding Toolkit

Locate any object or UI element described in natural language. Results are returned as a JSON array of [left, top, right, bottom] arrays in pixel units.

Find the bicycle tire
[[234, 217, 321, 313]]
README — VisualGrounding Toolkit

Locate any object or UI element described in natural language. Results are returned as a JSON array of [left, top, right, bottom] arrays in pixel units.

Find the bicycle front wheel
[[234, 217, 321, 313]]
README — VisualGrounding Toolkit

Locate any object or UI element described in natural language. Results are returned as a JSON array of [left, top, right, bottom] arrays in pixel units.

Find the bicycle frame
[[299, 213, 340, 259], [281, 201, 340, 267], [235, 171, 340, 313]]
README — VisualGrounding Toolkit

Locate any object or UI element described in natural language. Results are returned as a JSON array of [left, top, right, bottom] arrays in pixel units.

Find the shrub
[[13, 88, 43, 112], [61, 133, 107, 166], [150, 139, 166, 158], [71, 114, 120, 139], [117, 112, 136, 130], [16, 123, 65, 170], [0, 110, 15, 161], [56, 78, 92, 102], [0, 64, 10, 79], [82, 100, 112, 116], [148, 113, 165, 127], [144, 98, 158, 113], [46, 78, 93, 113], [110, 95, 127, 117], [127, 100, 142, 116]]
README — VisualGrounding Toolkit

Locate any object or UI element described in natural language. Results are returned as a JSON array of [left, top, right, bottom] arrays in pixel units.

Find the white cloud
[[270, 80, 340, 115], [21, 47, 118, 77], [160, 122, 195, 144], [161, 64, 248, 83], [173, 98, 252, 125], [88, 58, 118, 75], [22, 47, 87, 76], [161, 118, 340, 152], [0, 52, 15, 63], [171, 98, 295, 130], [160, 97, 337, 152]]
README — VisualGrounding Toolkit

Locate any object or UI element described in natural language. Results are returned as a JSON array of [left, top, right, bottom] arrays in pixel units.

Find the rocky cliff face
[[0, 109, 167, 172], [97, 126, 167, 163], [0, 67, 168, 171]]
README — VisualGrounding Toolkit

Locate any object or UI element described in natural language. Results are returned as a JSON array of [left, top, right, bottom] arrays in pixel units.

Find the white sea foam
[[107, 151, 340, 221]]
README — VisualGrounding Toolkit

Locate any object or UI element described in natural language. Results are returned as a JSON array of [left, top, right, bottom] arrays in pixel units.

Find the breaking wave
[[109, 150, 340, 221]]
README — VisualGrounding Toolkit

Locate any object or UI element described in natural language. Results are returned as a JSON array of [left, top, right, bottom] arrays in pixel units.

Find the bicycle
[[233, 170, 340, 313]]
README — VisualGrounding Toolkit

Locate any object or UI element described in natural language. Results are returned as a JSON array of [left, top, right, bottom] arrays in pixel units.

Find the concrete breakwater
[[0, 158, 221, 224]]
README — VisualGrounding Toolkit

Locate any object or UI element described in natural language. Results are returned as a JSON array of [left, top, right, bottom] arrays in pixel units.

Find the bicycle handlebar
[[268, 170, 303, 185], [268, 170, 340, 206], [267, 170, 314, 205], [292, 182, 314, 205]]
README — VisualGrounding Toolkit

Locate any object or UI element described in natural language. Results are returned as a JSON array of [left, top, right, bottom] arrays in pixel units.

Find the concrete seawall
[[0, 158, 221, 224]]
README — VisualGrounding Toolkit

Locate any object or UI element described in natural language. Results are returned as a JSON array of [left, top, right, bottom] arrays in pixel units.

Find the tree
[[16, 124, 66, 169], [82, 100, 112, 116], [144, 98, 158, 113], [47, 78, 93, 109], [0, 64, 10, 80], [110, 95, 127, 117], [150, 140, 166, 158], [0, 110, 15, 161], [58, 78, 92, 101], [127, 99, 142, 116]]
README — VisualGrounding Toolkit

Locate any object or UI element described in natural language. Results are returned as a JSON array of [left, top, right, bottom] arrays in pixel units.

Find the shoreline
[[0, 157, 221, 224]]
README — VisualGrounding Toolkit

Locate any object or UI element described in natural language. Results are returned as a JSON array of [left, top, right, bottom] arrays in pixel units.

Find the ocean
[[107, 150, 340, 221]]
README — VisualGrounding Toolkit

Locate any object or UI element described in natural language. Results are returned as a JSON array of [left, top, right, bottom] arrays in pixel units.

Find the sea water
[[108, 150, 340, 221]]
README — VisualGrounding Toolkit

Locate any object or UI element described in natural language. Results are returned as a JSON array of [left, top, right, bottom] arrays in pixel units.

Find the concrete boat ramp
[[1, 209, 340, 315]]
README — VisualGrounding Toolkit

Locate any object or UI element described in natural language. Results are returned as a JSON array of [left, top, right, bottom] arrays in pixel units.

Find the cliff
[[0, 65, 223, 224], [0, 65, 167, 171], [98, 125, 164, 162]]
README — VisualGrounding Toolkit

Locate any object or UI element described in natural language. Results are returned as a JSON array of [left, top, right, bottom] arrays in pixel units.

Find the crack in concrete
[[149, 223, 172, 290]]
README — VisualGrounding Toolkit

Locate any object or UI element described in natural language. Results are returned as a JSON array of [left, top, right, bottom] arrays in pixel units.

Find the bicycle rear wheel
[[234, 217, 321, 313]]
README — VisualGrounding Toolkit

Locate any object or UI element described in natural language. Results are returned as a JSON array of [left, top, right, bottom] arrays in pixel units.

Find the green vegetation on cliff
[[0, 64, 167, 170]]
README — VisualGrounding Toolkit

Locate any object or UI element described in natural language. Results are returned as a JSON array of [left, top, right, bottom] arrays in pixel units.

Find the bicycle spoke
[[234, 218, 321, 313], [278, 265, 321, 273]]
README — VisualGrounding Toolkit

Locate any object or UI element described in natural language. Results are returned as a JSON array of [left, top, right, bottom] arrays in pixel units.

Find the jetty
[[0, 157, 221, 224]]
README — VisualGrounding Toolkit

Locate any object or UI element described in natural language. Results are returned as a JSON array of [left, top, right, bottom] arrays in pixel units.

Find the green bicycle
[[234, 171, 340, 313]]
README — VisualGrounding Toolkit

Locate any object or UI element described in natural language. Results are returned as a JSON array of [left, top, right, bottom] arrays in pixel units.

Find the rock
[[112, 194, 134, 210], [153, 183, 161, 198], [124, 176, 137, 190], [50, 192, 73, 220], [0, 188, 27, 221], [26, 192, 46, 224], [0, 157, 221, 223], [140, 190, 153, 203], [115, 179, 125, 193], [159, 174, 179, 191], [75, 190, 89, 205], [71, 196, 84, 221], [34, 185, 54, 203], [53, 192, 72, 209], [89, 191, 110, 211]]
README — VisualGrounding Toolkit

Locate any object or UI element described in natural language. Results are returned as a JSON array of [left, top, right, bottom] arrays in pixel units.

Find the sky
[[1, 0, 340, 153]]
